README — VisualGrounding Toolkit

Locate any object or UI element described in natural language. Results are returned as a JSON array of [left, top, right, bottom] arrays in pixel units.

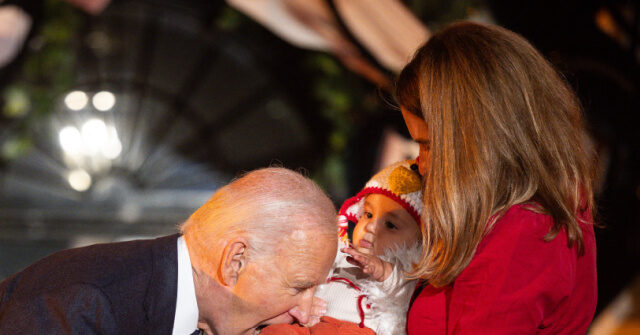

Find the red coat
[[407, 204, 597, 334]]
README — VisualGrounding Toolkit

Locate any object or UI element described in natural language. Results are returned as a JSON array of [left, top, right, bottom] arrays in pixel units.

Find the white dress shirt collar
[[173, 236, 199, 335]]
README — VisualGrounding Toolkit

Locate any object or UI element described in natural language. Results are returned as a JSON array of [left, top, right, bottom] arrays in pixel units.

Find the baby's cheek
[[351, 225, 365, 245], [378, 234, 407, 253], [401, 231, 420, 247]]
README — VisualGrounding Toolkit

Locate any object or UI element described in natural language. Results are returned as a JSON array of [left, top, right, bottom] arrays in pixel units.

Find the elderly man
[[0, 167, 338, 334]]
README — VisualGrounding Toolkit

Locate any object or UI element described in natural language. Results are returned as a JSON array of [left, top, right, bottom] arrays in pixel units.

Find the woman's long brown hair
[[395, 22, 596, 287]]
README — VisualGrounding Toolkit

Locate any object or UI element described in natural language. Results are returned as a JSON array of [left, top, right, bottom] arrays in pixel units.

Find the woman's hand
[[342, 247, 394, 282]]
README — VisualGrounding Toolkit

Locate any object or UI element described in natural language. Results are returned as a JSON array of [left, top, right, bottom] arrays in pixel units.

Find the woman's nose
[[418, 149, 430, 176]]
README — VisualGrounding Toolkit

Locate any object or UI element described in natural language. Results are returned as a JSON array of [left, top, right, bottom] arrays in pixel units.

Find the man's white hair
[[181, 167, 337, 270]]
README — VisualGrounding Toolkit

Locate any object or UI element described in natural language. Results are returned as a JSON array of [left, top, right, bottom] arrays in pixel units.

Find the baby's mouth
[[358, 239, 373, 249]]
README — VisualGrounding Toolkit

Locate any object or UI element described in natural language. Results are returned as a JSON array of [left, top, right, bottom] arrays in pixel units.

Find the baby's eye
[[385, 221, 398, 230], [364, 211, 373, 219]]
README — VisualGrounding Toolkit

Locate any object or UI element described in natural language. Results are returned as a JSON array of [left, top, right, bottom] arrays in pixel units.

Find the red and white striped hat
[[338, 159, 423, 245]]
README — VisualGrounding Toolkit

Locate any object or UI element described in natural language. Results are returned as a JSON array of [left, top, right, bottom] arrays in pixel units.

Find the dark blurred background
[[1, 0, 638, 332]]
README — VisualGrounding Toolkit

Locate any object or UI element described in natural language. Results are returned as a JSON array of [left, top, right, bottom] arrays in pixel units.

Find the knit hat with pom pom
[[337, 159, 423, 245]]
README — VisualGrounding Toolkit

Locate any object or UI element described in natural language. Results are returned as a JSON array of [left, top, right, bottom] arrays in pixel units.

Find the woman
[[395, 22, 597, 334]]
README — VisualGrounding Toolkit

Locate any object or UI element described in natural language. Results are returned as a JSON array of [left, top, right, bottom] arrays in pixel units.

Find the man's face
[[225, 230, 336, 335]]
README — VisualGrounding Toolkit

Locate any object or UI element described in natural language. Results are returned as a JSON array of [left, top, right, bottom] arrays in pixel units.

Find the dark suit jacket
[[0, 234, 180, 334]]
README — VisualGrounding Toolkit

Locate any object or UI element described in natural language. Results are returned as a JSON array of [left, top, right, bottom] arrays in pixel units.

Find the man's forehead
[[285, 262, 328, 287], [284, 248, 327, 269], [289, 229, 308, 240], [285, 230, 334, 254], [278, 239, 334, 280]]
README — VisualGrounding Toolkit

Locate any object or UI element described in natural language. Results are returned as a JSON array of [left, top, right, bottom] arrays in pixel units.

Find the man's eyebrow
[[292, 280, 318, 288]]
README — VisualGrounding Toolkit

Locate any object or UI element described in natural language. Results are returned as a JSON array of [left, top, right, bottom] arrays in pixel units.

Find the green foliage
[[407, 0, 486, 31], [2, 86, 30, 118], [1, 0, 82, 159], [307, 54, 383, 199], [309, 1, 487, 199], [0, 0, 488, 194], [215, 6, 245, 31], [22, 0, 80, 115], [1, 135, 32, 160]]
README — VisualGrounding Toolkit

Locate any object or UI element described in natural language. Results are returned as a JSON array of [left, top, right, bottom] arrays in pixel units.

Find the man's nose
[[288, 289, 315, 324]]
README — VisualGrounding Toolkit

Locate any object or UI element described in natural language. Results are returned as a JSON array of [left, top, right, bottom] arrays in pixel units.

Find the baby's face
[[352, 194, 421, 256]]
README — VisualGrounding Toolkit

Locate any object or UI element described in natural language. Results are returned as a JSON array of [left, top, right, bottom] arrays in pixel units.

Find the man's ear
[[219, 238, 248, 287]]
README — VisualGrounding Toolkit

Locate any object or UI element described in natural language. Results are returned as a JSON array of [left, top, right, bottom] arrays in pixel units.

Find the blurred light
[[81, 119, 108, 154], [68, 169, 92, 191], [87, 30, 112, 55], [64, 91, 88, 111], [119, 202, 141, 223], [59, 126, 83, 154], [92, 91, 115, 111], [102, 126, 122, 159]]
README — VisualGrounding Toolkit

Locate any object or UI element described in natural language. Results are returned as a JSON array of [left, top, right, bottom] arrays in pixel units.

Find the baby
[[261, 159, 423, 335]]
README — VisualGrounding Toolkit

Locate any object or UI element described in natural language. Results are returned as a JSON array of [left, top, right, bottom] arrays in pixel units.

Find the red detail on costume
[[357, 295, 367, 328], [327, 277, 361, 291], [337, 196, 364, 243], [338, 196, 363, 219], [327, 277, 369, 329]]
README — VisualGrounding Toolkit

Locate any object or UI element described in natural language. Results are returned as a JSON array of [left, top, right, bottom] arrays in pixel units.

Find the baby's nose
[[365, 219, 377, 233]]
